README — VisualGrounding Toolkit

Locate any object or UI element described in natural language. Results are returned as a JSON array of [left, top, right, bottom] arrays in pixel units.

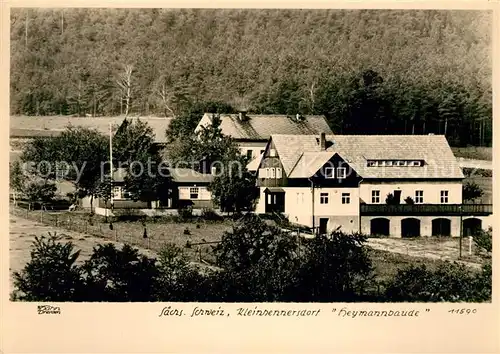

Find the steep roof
[[270, 134, 464, 179], [197, 113, 333, 140], [9, 116, 172, 143]]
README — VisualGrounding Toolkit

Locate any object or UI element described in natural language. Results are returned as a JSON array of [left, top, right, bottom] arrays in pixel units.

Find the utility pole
[[61, 9, 64, 35], [109, 123, 114, 212], [25, 10, 28, 46], [459, 205, 463, 259]]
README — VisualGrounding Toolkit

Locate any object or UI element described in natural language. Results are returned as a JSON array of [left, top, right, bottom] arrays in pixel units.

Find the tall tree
[[112, 118, 171, 204]]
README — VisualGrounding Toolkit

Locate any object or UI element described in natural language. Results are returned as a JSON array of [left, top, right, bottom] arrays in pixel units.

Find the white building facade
[[255, 133, 492, 237]]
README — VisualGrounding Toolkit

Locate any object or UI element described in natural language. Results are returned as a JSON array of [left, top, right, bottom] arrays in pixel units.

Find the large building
[[255, 133, 492, 237], [195, 112, 333, 170]]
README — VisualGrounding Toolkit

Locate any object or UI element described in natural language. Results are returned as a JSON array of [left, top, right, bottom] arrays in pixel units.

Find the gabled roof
[[111, 167, 213, 184], [10, 116, 172, 143], [246, 152, 264, 171], [196, 113, 333, 140], [270, 134, 464, 179], [168, 168, 214, 184]]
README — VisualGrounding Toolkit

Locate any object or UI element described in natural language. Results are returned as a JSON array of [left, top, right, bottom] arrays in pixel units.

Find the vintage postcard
[[1, 1, 498, 353]]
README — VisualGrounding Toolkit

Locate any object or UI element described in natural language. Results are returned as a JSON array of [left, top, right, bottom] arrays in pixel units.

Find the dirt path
[[367, 237, 482, 270], [456, 157, 492, 170]]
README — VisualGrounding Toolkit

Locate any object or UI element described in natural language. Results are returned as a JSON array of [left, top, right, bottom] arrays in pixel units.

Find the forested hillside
[[10, 9, 492, 146]]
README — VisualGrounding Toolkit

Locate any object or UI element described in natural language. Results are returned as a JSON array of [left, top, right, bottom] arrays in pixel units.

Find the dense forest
[[10, 9, 492, 146]]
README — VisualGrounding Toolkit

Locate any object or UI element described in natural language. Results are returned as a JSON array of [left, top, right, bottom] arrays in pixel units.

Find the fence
[[9, 205, 218, 264]]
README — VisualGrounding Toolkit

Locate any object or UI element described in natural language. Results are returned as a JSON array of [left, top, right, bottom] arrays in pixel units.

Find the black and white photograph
[[8, 8, 493, 305]]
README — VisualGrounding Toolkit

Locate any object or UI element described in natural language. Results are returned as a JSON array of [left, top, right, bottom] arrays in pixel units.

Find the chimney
[[320, 132, 326, 150]]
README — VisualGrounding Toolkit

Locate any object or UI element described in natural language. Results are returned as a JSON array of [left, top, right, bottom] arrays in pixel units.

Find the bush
[[12, 233, 85, 301], [463, 181, 484, 202], [385, 193, 400, 205], [474, 227, 492, 255], [291, 232, 374, 302], [82, 243, 159, 301], [404, 196, 415, 205], [384, 262, 491, 302], [178, 205, 193, 220], [201, 208, 223, 221], [154, 243, 209, 301]]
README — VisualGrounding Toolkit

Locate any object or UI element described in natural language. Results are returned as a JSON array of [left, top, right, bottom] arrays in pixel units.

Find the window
[[320, 193, 329, 204], [371, 190, 380, 203], [246, 150, 253, 160], [367, 160, 376, 167], [113, 186, 122, 199], [270, 168, 276, 178], [440, 190, 449, 204], [276, 167, 282, 179], [385, 161, 393, 167], [415, 190, 424, 204], [342, 193, 351, 204], [265, 168, 271, 178], [410, 161, 422, 167], [296, 192, 304, 204], [337, 167, 347, 179], [325, 167, 335, 178], [270, 149, 277, 157], [190, 187, 199, 199]]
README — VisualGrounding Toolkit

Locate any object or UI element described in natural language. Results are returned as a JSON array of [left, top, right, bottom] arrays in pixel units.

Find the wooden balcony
[[360, 204, 493, 216]]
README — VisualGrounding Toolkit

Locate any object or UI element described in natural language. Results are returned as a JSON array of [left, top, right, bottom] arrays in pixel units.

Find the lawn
[[11, 207, 233, 265], [368, 248, 448, 283], [452, 146, 492, 161]]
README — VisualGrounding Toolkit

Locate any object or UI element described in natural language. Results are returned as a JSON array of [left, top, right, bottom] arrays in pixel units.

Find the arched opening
[[401, 218, 421, 238], [432, 218, 451, 237], [463, 218, 482, 237], [370, 218, 390, 237]]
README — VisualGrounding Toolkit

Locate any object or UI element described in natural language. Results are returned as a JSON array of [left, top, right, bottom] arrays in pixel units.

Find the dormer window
[[367, 159, 424, 167], [337, 167, 347, 179], [324, 167, 335, 178], [269, 149, 277, 157]]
